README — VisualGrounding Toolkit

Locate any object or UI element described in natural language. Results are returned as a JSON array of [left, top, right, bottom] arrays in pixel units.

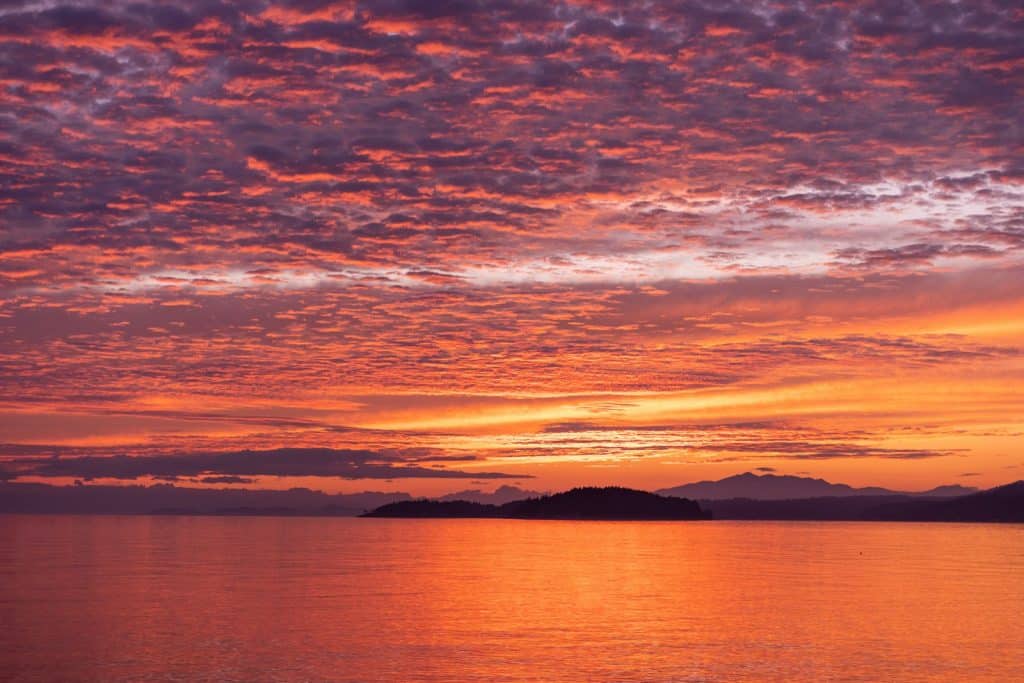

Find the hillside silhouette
[[0, 481, 410, 516], [698, 481, 1024, 522], [436, 485, 543, 505], [658, 471, 977, 500], [360, 499, 498, 518], [362, 486, 711, 520], [867, 480, 1024, 522], [702, 495, 914, 521]]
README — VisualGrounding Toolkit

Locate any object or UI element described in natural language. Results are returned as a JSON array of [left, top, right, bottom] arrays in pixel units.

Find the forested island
[[362, 486, 712, 520]]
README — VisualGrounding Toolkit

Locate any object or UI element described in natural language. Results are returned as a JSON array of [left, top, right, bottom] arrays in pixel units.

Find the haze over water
[[3, 516, 1023, 682]]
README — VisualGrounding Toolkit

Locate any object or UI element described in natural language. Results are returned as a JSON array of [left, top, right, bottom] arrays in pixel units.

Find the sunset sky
[[1, 0, 1022, 496]]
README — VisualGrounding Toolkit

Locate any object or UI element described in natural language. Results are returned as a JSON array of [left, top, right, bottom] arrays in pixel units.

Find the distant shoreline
[[360, 482, 1024, 523], [2, 511, 1022, 525], [3, 477, 1022, 522]]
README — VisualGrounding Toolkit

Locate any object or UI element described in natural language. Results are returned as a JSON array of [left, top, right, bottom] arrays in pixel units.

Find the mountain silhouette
[[917, 484, 979, 497], [702, 495, 915, 521], [867, 480, 1024, 522], [694, 481, 1023, 522], [435, 485, 544, 505], [657, 472, 977, 500], [0, 481, 411, 516], [362, 486, 711, 520]]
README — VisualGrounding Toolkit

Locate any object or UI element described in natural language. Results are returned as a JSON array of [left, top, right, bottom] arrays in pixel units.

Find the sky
[[1, 0, 1022, 496]]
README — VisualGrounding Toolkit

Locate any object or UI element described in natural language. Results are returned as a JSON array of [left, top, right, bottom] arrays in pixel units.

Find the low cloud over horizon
[[0, 447, 527, 484]]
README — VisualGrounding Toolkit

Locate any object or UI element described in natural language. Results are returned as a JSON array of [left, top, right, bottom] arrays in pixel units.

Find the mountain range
[[700, 480, 1024, 523], [1, 472, 1014, 521], [0, 481, 411, 516], [435, 484, 544, 505], [657, 472, 977, 501]]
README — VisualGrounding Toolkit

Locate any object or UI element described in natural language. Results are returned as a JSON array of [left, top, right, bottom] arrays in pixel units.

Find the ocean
[[2, 515, 1022, 681]]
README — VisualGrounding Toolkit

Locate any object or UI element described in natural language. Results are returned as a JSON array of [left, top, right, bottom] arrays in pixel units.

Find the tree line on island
[[362, 486, 712, 520]]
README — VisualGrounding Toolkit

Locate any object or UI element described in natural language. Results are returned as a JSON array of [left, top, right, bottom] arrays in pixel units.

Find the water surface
[[2, 516, 1022, 681]]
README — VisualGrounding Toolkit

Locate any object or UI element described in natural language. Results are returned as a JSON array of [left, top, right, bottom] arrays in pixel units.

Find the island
[[361, 486, 712, 520]]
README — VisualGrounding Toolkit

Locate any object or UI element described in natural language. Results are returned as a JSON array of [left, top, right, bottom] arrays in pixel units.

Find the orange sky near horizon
[[1, 0, 1023, 495]]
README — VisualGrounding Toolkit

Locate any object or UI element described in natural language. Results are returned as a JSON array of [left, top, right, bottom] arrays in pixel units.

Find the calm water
[[1, 516, 1023, 682]]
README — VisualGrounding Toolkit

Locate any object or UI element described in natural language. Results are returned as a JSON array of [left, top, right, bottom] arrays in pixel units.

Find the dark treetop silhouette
[[362, 487, 712, 520]]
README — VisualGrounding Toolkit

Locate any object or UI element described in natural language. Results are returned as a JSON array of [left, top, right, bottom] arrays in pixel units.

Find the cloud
[[702, 441, 956, 461], [1, 0, 1021, 295], [1, 448, 526, 481], [540, 420, 787, 434], [0, 0, 1021, 489], [198, 475, 255, 484]]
